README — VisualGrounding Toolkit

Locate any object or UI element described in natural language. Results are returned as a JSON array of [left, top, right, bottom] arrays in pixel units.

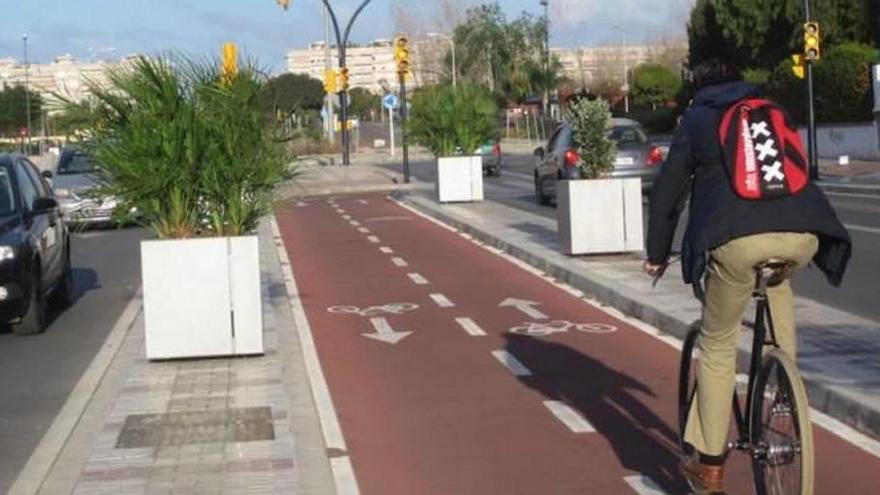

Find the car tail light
[[564, 149, 580, 167], [492, 143, 501, 156], [646, 146, 663, 167]]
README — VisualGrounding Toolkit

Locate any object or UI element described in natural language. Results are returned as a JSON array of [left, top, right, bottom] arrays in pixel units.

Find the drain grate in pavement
[[116, 406, 275, 448]]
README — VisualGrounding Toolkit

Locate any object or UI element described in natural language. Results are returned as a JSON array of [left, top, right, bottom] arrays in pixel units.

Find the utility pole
[[22, 34, 32, 150], [323, 5, 335, 143], [540, 0, 549, 117], [803, 0, 819, 180]]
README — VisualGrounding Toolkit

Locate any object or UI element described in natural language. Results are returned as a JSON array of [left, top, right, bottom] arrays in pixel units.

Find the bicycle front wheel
[[677, 328, 700, 457], [750, 349, 814, 495]]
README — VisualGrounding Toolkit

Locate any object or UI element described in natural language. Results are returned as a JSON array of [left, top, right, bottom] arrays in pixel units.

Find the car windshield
[[57, 151, 98, 175], [607, 126, 647, 145], [0, 167, 17, 216]]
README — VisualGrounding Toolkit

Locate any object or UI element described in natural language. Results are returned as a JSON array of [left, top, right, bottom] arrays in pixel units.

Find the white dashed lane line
[[407, 273, 429, 285], [358, 227, 370, 233], [455, 317, 487, 336], [367, 236, 380, 243], [429, 293, 455, 307], [379, 246, 394, 254], [391, 257, 408, 267], [349, 221, 360, 226], [542, 401, 595, 433], [491, 350, 532, 377]]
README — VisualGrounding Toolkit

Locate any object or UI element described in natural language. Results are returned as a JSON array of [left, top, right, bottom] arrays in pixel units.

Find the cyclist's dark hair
[[691, 59, 742, 90]]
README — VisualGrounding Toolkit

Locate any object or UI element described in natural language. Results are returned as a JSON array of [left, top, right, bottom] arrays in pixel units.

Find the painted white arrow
[[362, 317, 412, 344], [499, 298, 548, 319]]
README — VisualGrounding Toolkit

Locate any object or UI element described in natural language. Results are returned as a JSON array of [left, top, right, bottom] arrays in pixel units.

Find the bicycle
[[677, 258, 814, 495]]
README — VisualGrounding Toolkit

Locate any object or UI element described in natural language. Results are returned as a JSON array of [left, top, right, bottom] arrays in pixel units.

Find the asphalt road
[[276, 193, 880, 494], [0, 226, 145, 493], [386, 154, 880, 322]]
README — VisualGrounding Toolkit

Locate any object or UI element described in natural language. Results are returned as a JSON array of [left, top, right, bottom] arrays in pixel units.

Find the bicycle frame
[[730, 281, 781, 454]]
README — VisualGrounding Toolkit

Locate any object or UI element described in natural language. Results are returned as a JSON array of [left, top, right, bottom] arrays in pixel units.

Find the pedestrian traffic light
[[221, 43, 238, 86], [791, 54, 805, 79], [324, 69, 337, 94], [339, 67, 350, 91], [276, 0, 291, 10], [394, 36, 410, 76], [804, 22, 821, 61]]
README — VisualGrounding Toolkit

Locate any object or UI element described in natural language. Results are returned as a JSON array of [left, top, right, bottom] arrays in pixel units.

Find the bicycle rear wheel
[[677, 328, 701, 456], [750, 349, 814, 495]]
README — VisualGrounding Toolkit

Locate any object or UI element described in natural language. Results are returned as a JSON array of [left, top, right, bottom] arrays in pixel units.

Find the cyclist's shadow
[[504, 333, 688, 493]]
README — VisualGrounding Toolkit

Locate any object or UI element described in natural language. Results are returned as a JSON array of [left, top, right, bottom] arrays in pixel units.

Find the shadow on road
[[504, 333, 688, 493]]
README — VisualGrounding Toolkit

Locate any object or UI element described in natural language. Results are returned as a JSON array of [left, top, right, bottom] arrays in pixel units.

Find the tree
[[348, 87, 379, 120], [0, 84, 43, 137], [688, 0, 876, 70], [259, 73, 324, 117], [631, 64, 682, 110]]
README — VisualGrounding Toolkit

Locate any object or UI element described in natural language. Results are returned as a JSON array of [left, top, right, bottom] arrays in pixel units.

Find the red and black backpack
[[718, 98, 809, 199]]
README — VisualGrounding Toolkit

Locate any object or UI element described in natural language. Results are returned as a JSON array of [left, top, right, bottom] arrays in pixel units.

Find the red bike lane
[[275, 193, 880, 495]]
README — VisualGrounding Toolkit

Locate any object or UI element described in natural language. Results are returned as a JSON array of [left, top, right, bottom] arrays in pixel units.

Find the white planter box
[[557, 178, 644, 255], [436, 155, 483, 203], [141, 236, 263, 360]]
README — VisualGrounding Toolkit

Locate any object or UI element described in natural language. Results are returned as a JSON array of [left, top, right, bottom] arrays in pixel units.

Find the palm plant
[[408, 84, 497, 157], [76, 55, 290, 238]]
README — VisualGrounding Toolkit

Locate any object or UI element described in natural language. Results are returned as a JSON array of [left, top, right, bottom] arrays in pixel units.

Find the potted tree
[[557, 98, 644, 255], [80, 55, 289, 360], [408, 84, 497, 203]]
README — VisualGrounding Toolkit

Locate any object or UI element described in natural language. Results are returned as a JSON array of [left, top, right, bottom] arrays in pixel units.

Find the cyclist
[[643, 60, 851, 494]]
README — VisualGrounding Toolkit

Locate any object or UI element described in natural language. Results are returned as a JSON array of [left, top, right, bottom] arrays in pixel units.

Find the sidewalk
[[11, 221, 336, 495]]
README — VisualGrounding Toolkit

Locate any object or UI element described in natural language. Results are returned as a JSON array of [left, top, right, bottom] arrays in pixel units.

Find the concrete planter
[[557, 178, 644, 255], [436, 156, 483, 203], [141, 236, 263, 360]]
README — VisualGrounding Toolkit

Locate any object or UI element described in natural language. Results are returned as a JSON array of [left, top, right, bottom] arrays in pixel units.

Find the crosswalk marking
[[455, 317, 486, 336], [491, 350, 532, 377]]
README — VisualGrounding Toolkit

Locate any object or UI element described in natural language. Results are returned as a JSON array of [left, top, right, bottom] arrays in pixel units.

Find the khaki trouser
[[684, 232, 819, 456]]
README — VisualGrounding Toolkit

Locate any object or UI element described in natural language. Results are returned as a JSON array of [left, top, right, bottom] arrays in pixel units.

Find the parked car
[[533, 118, 664, 205], [47, 148, 119, 226], [476, 139, 503, 177], [0, 153, 73, 335]]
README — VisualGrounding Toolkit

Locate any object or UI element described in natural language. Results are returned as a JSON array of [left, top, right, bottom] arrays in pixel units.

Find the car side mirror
[[41, 170, 53, 179], [32, 197, 59, 214], [534, 147, 545, 159]]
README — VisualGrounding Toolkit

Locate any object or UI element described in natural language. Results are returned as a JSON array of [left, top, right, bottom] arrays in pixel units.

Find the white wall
[[798, 122, 880, 160]]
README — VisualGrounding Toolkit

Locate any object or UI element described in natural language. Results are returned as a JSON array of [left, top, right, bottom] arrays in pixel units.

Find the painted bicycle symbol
[[327, 303, 419, 317], [508, 320, 618, 337]]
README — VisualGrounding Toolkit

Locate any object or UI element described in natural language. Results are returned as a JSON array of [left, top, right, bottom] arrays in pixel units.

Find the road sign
[[383, 93, 399, 110]]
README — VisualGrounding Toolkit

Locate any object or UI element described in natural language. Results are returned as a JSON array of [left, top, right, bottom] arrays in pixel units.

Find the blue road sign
[[383, 93, 399, 110]]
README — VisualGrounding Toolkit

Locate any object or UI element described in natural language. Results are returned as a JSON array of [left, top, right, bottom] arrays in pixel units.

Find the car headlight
[[0, 246, 14, 262]]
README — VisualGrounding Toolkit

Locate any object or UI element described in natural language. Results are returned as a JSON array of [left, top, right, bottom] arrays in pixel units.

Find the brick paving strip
[[13, 220, 336, 495]]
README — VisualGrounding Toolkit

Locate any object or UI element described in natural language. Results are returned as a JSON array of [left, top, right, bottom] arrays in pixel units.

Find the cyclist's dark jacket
[[646, 81, 851, 291]]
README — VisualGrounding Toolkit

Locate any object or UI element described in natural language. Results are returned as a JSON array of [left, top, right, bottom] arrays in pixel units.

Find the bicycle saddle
[[754, 258, 797, 289]]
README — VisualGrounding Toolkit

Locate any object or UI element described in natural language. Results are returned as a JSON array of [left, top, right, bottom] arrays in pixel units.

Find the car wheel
[[535, 176, 550, 206], [51, 250, 74, 308], [492, 166, 501, 177], [15, 268, 47, 336]]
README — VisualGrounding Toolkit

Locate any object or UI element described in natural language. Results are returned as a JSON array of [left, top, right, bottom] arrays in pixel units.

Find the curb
[[393, 190, 880, 442], [817, 181, 880, 197]]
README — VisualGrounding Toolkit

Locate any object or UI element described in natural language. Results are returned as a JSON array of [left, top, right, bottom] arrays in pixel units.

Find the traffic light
[[804, 22, 821, 61], [339, 67, 350, 91], [394, 36, 410, 76], [276, 0, 291, 10], [221, 43, 238, 86], [791, 54, 805, 79], [324, 69, 337, 94]]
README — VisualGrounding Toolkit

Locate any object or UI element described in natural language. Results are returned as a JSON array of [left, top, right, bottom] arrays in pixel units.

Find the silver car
[[533, 118, 664, 205], [48, 149, 118, 225]]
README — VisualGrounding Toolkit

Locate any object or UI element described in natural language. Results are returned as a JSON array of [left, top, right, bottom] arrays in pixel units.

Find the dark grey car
[[533, 118, 664, 205], [48, 149, 118, 225]]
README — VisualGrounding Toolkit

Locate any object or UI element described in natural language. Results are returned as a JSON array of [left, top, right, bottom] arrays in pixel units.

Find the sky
[[0, 0, 694, 73]]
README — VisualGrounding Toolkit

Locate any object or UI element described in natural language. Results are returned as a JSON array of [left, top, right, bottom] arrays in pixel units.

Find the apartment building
[[553, 45, 654, 88], [286, 39, 415, 94], [0, 54, 129, 105]]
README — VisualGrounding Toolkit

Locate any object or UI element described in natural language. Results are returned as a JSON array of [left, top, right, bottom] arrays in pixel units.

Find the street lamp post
[[540, 0, 549, 116], [614, 24, 629, 114], [428, 33, 455, 88], [22, 34, 32, 149]]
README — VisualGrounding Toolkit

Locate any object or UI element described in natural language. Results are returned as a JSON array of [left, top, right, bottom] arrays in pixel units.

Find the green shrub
[[566, 98, 616, 179], [408, 84, 497, 157], [814, 42, 879, 123], [77, 55, 290, 239]]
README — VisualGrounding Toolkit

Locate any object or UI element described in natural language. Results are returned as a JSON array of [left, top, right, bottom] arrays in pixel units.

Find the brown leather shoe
[[680, 456, 725, 495]]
